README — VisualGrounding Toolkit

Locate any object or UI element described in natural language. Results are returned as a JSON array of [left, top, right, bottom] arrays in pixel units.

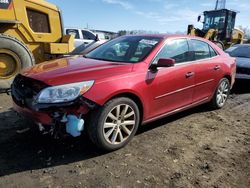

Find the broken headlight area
[[35, 80, 94, 104], [11, 74, 99, 138]]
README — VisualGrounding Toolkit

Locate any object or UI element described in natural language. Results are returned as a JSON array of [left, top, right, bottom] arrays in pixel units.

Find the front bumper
[[13, 101, 53, 125], [12, 94, 96, 126], [236, 73, 250, 80], [236, 67, 250, 80], [11, 74, 98, 126]]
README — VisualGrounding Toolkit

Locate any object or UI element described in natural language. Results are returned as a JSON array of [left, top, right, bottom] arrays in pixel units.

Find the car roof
[[125, 34, 224, 55], [122, 34, 210, 41], [120, 34, 217, 48]]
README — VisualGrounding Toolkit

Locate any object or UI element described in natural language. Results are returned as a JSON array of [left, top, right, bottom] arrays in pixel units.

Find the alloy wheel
[[103, 104, 136, 145], [216, 80, 229, 107]]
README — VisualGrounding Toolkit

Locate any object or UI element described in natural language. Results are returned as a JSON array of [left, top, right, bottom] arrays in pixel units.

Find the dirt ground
[[0, 79, 249, 188]]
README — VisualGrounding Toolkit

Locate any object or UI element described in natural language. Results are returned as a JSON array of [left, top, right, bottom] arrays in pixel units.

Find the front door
[[148, 38, 195, 119]]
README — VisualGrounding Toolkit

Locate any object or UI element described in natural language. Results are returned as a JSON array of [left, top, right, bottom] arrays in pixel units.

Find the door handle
[[186, 72, 195, 78], [214, 65, 221, 70]]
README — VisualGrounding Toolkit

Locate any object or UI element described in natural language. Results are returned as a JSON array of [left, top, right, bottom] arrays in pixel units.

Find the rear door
[[149, 38, 195, 118], [188, 39, 223, 103]]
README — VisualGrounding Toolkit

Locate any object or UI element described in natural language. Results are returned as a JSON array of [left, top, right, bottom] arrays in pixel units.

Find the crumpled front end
[[11, 74, 98, 137]]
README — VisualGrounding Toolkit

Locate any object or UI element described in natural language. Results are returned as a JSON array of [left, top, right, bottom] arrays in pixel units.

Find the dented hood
[[21, 57, 133, 86]]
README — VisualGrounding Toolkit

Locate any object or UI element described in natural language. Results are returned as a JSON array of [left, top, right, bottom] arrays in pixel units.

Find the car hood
[[236, 57, 250, 68], [21, 57, 134, 85]]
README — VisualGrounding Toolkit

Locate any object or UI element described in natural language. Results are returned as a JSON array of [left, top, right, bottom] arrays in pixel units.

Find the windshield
[[225, 45, 250, 58], [85, 36, 162, 63], [203, 11, 226, 31]]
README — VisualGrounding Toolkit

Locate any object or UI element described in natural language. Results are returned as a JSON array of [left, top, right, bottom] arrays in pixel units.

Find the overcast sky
[[48, 0, 250, 33]]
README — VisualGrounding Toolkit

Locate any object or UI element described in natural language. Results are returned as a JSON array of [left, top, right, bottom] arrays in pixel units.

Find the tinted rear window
[[190, 40, 211, 60]]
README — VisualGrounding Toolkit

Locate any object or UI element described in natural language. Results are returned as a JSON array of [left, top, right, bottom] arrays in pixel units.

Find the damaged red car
[[11, 35, 236, 151]]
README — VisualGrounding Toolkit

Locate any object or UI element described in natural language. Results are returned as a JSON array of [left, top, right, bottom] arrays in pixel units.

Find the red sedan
[[11, 35, 236, 151]]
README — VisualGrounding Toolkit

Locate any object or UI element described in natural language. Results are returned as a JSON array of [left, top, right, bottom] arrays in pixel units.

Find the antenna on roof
[[215, 0, 226, 10]]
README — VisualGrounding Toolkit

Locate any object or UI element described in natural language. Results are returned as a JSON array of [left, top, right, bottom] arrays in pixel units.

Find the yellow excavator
[[187, 0, 244, 50], [0, 0, 74, 89]]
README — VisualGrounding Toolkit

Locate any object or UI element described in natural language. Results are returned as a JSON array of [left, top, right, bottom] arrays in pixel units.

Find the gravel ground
[[0, 79, 249, 188]]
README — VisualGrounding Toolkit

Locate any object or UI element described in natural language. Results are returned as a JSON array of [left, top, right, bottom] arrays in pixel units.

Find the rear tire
[[87, 97, 140, 151], [209, 78, 230, 109], [0, 34, 34, 89]]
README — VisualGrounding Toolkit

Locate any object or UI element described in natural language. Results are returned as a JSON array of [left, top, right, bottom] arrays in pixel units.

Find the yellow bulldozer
[[187, 8, 245, 50], [0, 0, 74, 89]]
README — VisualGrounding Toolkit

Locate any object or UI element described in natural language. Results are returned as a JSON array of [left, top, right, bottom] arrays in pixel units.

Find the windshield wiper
[[85, 57, 115, 62]]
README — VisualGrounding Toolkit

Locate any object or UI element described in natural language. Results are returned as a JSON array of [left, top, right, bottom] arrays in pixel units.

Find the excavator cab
[[187, 1, 244, 50], [202, 9, 237, 42]]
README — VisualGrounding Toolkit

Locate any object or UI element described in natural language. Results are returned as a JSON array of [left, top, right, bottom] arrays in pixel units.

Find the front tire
[[87, 97, 140, 151], [210, 78, 230, 109]]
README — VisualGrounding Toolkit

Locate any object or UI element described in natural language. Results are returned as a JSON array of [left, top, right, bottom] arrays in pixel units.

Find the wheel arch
[[223, 74, 231, 84], [223, 74, 233, 88]]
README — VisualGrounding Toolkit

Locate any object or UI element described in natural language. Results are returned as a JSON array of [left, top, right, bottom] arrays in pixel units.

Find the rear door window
[[190, 40, 211, 60]]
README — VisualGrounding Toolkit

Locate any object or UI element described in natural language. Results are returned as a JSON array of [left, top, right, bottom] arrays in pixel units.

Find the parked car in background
[[65, 28, 107, 47], [69, 40, 106, 56], [62, 40, 106, 58], [225, 44, 250, 80], [11, 35, 236, 151]]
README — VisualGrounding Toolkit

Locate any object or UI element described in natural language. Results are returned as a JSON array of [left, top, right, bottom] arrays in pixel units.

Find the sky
[[48, 0, 250, 33]]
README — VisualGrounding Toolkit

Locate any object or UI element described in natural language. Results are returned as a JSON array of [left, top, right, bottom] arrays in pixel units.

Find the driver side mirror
[[150, 58, 175, 71]]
